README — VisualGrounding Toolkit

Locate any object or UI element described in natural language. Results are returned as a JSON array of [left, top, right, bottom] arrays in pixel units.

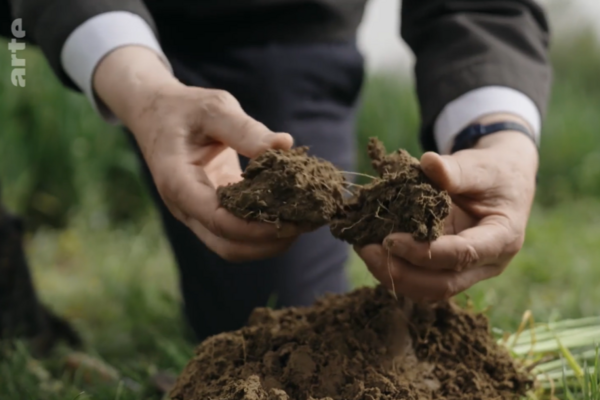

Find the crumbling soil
[[330, 138, 451, 246], [217, 147, 346, 230], [170, 286, 531, 400]]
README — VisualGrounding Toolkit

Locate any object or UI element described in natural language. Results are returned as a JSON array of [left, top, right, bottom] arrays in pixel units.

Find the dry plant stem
[[387, 247, 397, 301], [341, 187, 355, 197], [343, 182, 364, 188], [340, 171, 378, 180], [384, 232, 398, 301]]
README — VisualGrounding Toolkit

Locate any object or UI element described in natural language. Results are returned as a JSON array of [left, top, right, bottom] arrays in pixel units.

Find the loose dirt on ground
[[170, 286, 531, 400]]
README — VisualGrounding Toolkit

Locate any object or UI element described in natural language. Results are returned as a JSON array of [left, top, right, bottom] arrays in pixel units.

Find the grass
[[501, 317, 600, 399], [0, 214, 191, 400], [1, 28, 600, 400]]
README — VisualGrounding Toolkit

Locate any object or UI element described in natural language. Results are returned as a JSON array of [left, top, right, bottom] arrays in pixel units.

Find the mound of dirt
[[330, 138, 451, 246], [217, 147, 346, 230], [170, 286, 531, 400]]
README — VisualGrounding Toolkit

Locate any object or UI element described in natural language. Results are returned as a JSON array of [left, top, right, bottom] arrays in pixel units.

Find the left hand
[[356, 116, 539, 301]]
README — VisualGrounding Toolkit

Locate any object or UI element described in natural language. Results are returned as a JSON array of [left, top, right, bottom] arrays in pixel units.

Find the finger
[[159, 160, 220, 231], [162, 158, 308, 242], [220, 114, 293, 158], [187, 219, 296, 262], [202, 90, 294, 158], [443, 204, 479, 235], [168, 191, 304, 242], [204, 147, 245, 187], [383, 216, 521, 272], [357, 245, 502, 301], [420, 151, 493, 194], [212, 207, 311, 241]]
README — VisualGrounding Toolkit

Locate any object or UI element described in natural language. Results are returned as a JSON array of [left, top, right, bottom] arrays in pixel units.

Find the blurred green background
[[1, 25, 600, 400]]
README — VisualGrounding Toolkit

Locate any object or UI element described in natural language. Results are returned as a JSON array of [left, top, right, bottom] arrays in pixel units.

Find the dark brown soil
[[170, 286, 531, 400], [218, 147, 346, 230], [330, 138, 451, 246]]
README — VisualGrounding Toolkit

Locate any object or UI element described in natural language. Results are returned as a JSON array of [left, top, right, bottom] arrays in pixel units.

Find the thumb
[[210, 98, 294, 158], [420, 151, 487, 194]]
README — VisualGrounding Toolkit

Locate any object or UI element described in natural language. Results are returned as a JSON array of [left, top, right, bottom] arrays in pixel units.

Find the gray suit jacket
[[4, 0, 551, 151]]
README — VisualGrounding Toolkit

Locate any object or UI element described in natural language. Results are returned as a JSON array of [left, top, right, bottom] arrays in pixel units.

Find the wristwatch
[[450, 121, 536, 154]]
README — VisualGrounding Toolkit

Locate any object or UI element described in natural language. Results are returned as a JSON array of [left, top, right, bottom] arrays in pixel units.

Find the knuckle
[[364, 257, 381, 276], [210, 212, 225, 239], [442, 277, 460, 300], [385, 259, 404, 289], [504, 235, 525, 257], [400, 245, 422, 265], [454, 244, 479, 271], [489, 265, 504, 278], [206, 90, 237, 114], [237, 118, 256, 140], [390, 263, 404, 285]]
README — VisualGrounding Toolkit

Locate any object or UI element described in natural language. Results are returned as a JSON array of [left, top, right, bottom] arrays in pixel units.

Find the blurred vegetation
[[1, 30, 600, 400], [0, 46, 149, 230]]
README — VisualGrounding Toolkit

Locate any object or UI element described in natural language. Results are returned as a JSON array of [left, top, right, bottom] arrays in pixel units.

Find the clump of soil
[[330, 138, 451, 246], [170, 286, 531, 400], [218, 147, 346, 230]]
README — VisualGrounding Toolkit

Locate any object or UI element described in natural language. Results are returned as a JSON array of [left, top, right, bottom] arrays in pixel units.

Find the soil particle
[[170, 286, 531, 400], [217, 147, 346, 230], [330, 138, 451, 246]]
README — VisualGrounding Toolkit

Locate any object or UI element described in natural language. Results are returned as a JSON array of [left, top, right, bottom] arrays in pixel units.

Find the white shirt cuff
[[60, 11, 172, 124], [434, 86, 541, 154]]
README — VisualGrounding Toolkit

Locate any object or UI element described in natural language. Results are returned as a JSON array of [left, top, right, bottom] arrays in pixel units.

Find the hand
[[357, 115, 538, 301], [94, 46, 305, 262]]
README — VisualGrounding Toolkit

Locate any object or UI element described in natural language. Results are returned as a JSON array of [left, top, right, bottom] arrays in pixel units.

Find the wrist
[[474, 132, 539, 183], [469, 114, 538, 157], [93, 46, 181, 130]]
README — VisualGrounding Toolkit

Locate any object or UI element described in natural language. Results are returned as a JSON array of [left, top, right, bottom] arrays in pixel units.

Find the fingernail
[[263, 133, 292, 150]]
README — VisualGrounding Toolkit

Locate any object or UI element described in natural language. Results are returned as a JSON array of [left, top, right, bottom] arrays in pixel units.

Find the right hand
[[93, 46, 305, 262]]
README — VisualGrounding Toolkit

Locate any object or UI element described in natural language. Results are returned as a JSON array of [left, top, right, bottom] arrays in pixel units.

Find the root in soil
[[217, 147, 346, 230], [330, 138, 451, 246], [170, 286, 532, 400]]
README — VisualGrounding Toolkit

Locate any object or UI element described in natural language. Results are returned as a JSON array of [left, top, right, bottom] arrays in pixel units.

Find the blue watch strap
[[451, 122, 535, 154]]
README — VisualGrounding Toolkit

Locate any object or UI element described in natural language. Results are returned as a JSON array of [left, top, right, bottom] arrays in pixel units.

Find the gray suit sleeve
[[400, 0, 552, 152], [9, 0, 157, 89]]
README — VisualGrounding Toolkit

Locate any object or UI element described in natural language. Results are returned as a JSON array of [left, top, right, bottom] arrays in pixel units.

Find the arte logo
[[8, 18, 26, 87]]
